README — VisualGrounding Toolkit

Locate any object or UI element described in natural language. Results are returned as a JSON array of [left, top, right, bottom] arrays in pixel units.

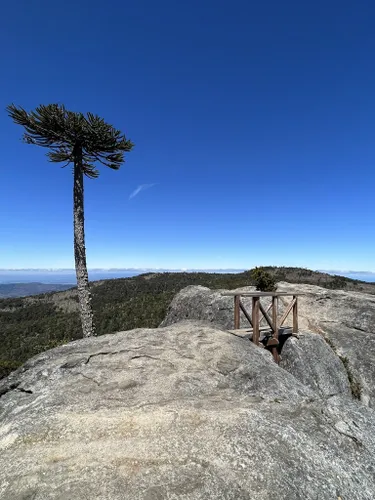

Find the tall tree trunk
[[73, 146, 95, 337]]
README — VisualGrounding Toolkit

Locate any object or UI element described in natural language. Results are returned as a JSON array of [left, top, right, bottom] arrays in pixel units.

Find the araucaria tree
[[7, 104, 133, 337]]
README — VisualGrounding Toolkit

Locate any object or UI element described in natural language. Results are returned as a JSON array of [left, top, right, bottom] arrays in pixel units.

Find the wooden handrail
[[227, 291, 300, 364]]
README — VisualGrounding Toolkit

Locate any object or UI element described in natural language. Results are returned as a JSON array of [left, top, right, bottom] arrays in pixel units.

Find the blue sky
[[1, 0, 375, 271]]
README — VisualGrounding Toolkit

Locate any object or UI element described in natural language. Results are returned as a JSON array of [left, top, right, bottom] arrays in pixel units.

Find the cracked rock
[[1, 320, 375, 499]]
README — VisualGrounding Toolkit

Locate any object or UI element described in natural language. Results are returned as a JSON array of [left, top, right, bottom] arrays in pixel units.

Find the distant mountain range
[[0, 269, 247, 289], [0, 268, 247, 272], [1, 266, 375, 298]]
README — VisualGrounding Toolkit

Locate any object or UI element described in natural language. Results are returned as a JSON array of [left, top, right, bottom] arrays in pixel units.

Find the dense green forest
[[0, 267, 373, 379]]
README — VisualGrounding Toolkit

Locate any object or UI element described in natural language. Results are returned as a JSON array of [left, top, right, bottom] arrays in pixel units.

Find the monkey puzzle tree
[[7, 103, 133, 337]]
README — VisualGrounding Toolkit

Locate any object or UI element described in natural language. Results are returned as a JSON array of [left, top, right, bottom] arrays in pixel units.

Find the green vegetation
[[323, 336, 362, 400], [0, 271, 251, 379], [258, 266, 355, 289], [340, 355, 362, 400], [7, 103, 133, 338], [250, 267, 277, 292], [1, 267, 374, 380]]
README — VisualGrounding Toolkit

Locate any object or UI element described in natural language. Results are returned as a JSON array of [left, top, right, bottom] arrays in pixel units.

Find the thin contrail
[[129, 183, 156, 200]]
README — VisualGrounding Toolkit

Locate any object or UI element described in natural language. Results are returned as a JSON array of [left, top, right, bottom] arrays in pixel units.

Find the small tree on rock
[[7, 103, 134, 337], [250, 267, 277, 292]]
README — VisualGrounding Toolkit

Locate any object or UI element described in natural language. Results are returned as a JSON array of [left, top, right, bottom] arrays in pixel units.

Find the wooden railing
[[222, 292, 301, 362]]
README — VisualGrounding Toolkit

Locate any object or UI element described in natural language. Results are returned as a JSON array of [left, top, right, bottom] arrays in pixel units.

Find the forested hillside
[[0, 268, 373, 379]]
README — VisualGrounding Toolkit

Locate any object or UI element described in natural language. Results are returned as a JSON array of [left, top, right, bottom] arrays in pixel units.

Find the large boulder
[[160, 285, 256, 330], [276, 282, 375, 408], [279, 332, 352, 398], [162, 282, 375, 408], [1, 320, 375, 499]]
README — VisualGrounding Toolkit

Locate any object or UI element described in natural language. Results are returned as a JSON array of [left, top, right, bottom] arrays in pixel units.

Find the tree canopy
[[6, 103, 134, 178]]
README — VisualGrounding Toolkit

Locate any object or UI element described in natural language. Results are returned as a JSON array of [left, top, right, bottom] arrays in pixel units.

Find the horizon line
[[1, 267, 375, 274], [0, 267, 247, 272]]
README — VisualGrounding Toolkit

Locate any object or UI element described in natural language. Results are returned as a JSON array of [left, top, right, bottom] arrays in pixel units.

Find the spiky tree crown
[[7, 103, 134, 178]]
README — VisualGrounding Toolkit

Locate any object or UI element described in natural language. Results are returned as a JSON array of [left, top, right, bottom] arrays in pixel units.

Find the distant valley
[[0, 282, 74, 298]]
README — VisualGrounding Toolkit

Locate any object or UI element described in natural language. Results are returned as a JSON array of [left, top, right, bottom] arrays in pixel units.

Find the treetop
[[7, 103, 134, 178]]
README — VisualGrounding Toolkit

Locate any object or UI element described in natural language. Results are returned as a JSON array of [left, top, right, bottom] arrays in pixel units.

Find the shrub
[[250, 267, 277, 292], [0, 360, 22, 379]]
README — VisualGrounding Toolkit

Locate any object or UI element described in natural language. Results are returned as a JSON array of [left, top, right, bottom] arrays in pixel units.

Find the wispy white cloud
[[129, 183, 156, 200]]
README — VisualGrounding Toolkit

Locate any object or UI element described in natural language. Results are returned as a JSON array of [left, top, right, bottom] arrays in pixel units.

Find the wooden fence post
[[272, 295, 278, 339], [252, 297, 260, 345], [234, 295, 240, 329], [293, 295, 298, 333]]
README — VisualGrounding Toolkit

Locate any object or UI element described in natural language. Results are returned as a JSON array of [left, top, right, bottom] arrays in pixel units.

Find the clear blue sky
[[1, 0, 375, 271]]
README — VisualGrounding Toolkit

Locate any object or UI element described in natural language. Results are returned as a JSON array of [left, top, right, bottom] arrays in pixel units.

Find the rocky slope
[[161, 281, 375, 408], [1, 283, 375, 498]]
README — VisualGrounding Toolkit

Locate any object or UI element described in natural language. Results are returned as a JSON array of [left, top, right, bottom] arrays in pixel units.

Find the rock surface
[[279, 332, 352, 399], [1, 320, 375, 499], [160, 285, 256, 330], [162, 282, 375, 407]]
